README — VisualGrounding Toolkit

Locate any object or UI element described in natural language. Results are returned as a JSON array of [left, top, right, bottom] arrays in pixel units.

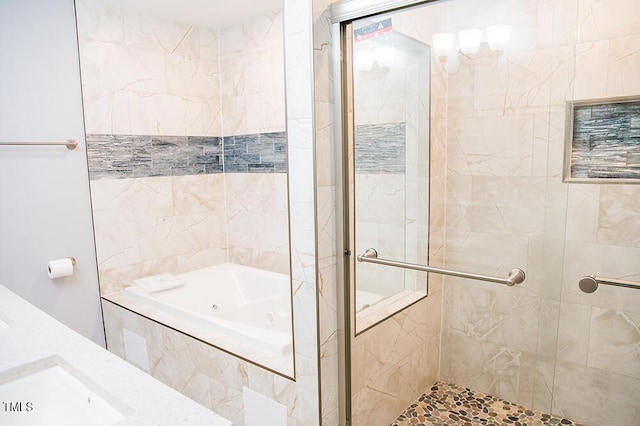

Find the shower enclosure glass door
[[347, 13, 432, 333], [340, 0, 640, 425]]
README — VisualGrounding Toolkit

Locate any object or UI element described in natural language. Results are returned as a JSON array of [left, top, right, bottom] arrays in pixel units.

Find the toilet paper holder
[[47, 257, 77, 279]]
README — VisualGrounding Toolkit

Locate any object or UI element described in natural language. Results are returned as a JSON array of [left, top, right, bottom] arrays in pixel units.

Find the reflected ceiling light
[[375, 46, 396, 67], [355, 50, 375, 71], [446, 51, 461, 73], [458, 29, 482, 54], [486, 25, 512, 51], [432, 32, 456, 57]]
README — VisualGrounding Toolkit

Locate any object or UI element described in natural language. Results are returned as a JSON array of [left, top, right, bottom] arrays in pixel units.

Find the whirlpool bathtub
[[121, 263, 293, 356]]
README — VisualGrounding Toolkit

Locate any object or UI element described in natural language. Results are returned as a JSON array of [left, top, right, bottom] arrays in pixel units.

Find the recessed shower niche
[[75, 0, 294, 376]]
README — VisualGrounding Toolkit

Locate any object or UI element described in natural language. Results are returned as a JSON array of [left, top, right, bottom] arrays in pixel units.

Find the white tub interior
[[122, 263, 293, 357]]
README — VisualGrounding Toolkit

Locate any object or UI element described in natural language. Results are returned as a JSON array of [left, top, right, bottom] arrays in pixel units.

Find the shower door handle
[[356, 248, 526, 286]]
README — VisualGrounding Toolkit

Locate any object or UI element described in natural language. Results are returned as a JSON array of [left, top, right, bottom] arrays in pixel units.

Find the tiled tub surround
[[104, 264, 294, 376], [76, 0, 285, 138], [102, 299, 300, 426], [79, 0, 332, 424], [91, 171, 290, 295], [78, 0, 291, 287], [87, 131, 290, 282]]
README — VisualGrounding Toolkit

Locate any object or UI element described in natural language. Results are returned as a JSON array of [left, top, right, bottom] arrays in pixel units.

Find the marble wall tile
[[353, 53, 408, 126], [556, 302, 591, 365], [91, 174, 234, 293], [577, 0, 640, 43], [444, 230, 529, 278], [90, 176, 173, 223], [440, 331, 520, 403], [597, 185, 640, 247], [123, 12, 200, 57], [165, 55, 219, 98], [448, 114, 535, 176], [177, 247, 228, 273], [137, 213, 210, 261], [352, 297, 437, 426], [94, 220, 141, 270], [171, 174, 225, 215], [573, 40, 610, 100], [524, 238, 564, 300], [607, 34, 640, 97], [544, 112, 567, 178], [469, 176, 547, 238], [443, 281, 543, 354], [355, 174, 406, 225], [587, 307, 640, 379], [549, 45, 577, 108], [77, 2, 225, 138], [219, 11, 286, 136], [225, 173, 289, 254], [549, 0, 579, 47], [80, 39, 166, 93], [552, 360, 640, 426], [75, 0, 124, 44]]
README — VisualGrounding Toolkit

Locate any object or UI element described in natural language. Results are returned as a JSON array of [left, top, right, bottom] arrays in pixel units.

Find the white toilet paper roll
[[47, 258, 74, 279]]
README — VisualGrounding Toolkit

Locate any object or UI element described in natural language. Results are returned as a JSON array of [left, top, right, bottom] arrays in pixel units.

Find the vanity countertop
[[0, 284, 232, 425]]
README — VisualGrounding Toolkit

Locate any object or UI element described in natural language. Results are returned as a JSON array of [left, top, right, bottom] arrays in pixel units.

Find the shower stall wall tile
[[392, 382, 586, 426]]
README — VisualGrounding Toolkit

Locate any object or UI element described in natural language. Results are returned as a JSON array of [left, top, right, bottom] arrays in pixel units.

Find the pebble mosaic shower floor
[[392, 382, 585, 426]]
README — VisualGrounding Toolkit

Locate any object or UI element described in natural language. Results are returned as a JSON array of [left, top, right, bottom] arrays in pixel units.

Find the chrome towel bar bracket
[[356, 248, 526, 286], [0, 140, 77, 150], [579, 275, 640, 293]]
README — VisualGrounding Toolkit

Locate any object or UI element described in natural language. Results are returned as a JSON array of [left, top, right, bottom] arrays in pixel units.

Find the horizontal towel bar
[[579, 275, 640, 293], [356, 248, 526, 286], [0, 140, 77, 150]]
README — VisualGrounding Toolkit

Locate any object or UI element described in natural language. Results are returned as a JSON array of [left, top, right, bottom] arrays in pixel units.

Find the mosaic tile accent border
[[392, 382, 585, 426], [566, 97, 640, 182], [86, 131, 287, 180], [355, 122, 406, 174], [223, 132, 287, 173]]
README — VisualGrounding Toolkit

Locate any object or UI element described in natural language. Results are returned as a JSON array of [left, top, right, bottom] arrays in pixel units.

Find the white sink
[[0, 316, 8, 330], [0, 356, 130, 425]]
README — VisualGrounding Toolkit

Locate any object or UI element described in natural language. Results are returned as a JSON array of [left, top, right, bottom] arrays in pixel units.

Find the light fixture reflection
[[376, 46, 396, 67], [432, 32, 456, 57], [355, 50, 374, 71], [458, 29, 482, 54], [486, 25, 512, 51], [446, 52, 461, 73]]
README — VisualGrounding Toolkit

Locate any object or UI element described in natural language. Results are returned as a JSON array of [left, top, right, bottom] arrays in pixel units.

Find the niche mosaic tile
[[86, 131, 287, 180], [355, 122, 406, 174], [566, 98, 640, 182], [392, 382, 585, 426]]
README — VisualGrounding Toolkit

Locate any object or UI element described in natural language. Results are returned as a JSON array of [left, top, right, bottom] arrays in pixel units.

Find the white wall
[[0, 0, 105, 346]]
